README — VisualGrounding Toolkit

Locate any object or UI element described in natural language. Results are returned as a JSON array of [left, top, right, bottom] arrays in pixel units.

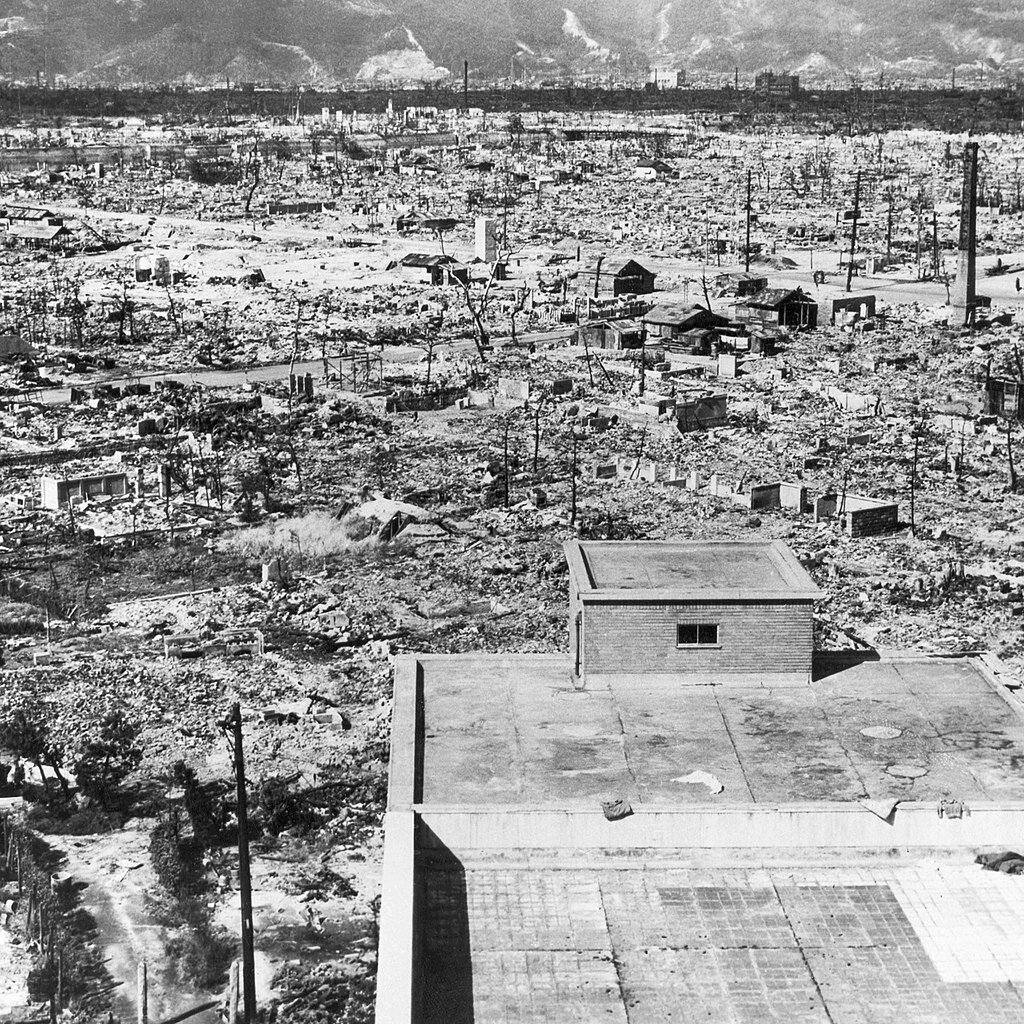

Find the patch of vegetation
[[218, 512, 382, 568], [0, 599, 44, 635]]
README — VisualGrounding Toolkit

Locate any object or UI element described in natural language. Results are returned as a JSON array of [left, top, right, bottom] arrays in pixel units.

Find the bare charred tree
[[243, 134, 262, 216], [163, 282, 183, 338], [452, 260, 504, 361], [509, 286, 530, 347]]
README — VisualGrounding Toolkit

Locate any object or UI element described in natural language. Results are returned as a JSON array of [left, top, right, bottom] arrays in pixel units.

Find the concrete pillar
[[159, 464, 171, 499], [687, 470, 701, 491]]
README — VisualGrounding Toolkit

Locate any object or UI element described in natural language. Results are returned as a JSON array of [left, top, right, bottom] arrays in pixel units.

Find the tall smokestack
[[952, 141, 979, 327], [464, 60, 469, 111]]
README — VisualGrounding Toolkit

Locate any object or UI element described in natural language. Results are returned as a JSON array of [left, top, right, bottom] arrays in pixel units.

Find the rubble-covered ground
[[3, 105, 1024, 1024]]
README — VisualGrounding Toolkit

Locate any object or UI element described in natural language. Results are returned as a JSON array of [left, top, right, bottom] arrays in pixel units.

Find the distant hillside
[[0, 0, 1022, 86]]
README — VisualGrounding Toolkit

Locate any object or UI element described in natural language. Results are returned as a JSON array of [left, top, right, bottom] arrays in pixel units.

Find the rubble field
[[2, 101, 1024, 1024]]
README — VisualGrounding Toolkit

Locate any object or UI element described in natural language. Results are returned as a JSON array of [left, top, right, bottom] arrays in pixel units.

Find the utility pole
[[846, 170, 861, 293], [885, 191, 893, 262], [915, 199, 923, 280], [744, 169, 752, 273], [932, 210, 940, 280], [222, 703, 256, 1024], [570, 430, 578, 525]]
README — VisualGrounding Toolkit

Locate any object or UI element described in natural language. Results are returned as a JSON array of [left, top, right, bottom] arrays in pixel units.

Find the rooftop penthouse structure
[[377, 539, 1024, 1024]]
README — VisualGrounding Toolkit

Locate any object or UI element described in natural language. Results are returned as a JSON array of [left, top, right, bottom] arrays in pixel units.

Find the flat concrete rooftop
[[420, 855, 1024, 1024], [417, 654, 1024, 806], [568, 539, 822, 599]]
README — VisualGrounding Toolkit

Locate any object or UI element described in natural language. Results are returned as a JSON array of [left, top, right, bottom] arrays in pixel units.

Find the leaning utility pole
[[744, 170, 752, 273], [845, 170, 862, 293], [223, 704, 256, 1024]]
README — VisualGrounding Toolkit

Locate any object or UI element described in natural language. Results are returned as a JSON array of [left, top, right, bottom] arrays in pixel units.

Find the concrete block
[[497, 377, 531, 401], [814, 495, 838, 522], [748, 482, 782, 509], [779, 482, 808, 512]]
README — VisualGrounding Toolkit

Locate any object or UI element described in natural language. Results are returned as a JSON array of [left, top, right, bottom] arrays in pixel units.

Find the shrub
[[149, 810, 204, 899], [73, 712, 143, 808], [166, 919, 236, 989], [27, 959, 58, 1001], [255, 777, 322, 837]]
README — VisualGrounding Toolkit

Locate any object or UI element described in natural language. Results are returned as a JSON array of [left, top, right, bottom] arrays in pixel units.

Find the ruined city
[[3, 23, 1024, 1024]]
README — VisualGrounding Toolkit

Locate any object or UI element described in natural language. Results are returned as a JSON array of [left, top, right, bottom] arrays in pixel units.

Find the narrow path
[[49, 827, 218, 1024]]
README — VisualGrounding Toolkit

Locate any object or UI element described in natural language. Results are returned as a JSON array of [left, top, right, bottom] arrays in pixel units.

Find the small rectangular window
[[677, 623, 719, 647]]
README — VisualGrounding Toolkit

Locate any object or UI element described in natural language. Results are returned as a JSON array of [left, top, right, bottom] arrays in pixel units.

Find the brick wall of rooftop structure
[[582, 599, 814, 679]]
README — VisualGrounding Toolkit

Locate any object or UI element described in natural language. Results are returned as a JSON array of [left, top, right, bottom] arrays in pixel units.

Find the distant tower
[[475, 217, 497, 262], [952, 141, 979, 327]]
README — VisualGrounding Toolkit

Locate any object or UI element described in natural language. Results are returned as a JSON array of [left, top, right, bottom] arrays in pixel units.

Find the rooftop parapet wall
[[416, 803, 1024, 853]]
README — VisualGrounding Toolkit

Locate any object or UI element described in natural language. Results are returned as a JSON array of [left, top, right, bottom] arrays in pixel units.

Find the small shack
[[737, 287, 817, 330], [578, 259, 657, 298]]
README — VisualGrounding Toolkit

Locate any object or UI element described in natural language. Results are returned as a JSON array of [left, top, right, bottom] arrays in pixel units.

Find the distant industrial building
[[647, 68, 682, 89], [755, 70, 800, 98]]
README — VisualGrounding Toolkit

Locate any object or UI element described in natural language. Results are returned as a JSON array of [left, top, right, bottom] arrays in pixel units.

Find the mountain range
[[0, 0, 1021, 87]]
